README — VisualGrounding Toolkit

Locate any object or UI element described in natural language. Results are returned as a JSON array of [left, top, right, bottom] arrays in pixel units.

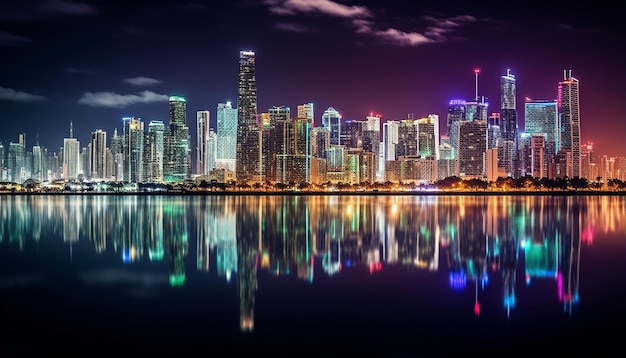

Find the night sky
[[1, 0, 624, 157]]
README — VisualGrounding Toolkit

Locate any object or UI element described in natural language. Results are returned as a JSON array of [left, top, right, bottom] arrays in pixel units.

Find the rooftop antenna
[[70, 121, 73, 138], [474, 68, 480, 101]]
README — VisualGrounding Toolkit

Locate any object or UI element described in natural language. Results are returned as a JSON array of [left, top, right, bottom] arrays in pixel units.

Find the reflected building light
[[449, 270, 466, 290]]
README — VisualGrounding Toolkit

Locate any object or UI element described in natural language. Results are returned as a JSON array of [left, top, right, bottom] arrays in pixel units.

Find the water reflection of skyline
[[1, 194, 625, 332]]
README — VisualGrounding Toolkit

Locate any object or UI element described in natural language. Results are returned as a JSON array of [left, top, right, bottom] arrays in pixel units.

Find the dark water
[[1, 194, 626, 356]]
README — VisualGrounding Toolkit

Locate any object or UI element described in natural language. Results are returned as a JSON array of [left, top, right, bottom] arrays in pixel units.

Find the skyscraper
[[197, 110, 210, 175], [145, 120, 165, 182], [322, 107, 342, 146], [236, 50, 260, 183], [416, 114, 439, 160], [524, 99, 558, 178], [123, 117, 144, 183], [558, 71, 581, 178], [63, 123, 80, 180], [90, 129, 107, 180], [500, 69, 518, 178], [216, 101, 238, 171], [166, 95, 191, 182]]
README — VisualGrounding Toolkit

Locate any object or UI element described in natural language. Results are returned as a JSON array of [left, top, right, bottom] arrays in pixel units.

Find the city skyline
[[1, 0, 624, 158]]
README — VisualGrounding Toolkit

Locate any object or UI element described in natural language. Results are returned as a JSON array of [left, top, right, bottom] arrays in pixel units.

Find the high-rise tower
[[322, 107, 342, 146], [500, 69, 519, 178], [90, 129, 107, 180], [197, 110, 210, 175], [558, 71, 581, 178], [166, 95, 191, 182], [216, 101, 238, 171], [236, 50, 260, 183]]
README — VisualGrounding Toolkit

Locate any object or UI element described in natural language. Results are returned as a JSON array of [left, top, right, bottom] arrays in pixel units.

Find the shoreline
[[2, 190, 625, 196]]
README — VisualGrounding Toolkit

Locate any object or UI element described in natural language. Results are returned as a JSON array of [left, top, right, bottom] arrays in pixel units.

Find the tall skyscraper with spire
[[63, 122, 80, 180], [236, 50, 260, 183], [558, 71, 581, 178]]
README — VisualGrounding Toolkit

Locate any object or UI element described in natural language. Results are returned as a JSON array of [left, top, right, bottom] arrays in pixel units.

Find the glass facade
[[236, 50, 260, 183]]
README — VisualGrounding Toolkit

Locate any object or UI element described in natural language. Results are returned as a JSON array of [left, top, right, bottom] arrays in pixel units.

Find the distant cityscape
[[2, 50, 625, 189]]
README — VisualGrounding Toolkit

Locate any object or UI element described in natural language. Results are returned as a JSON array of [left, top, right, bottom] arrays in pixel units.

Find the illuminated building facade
[[123, 117, 144, 183], [216, 101, 237, 171], [383, 120, 399, 162], [270, 106, 289, 182], [322, 107, 342, 146], [196, 110, 210, 175], [524, 99, 558, 178], [90, 129, 107, 180], [416, 114, 439, 160], [500, 69, 519, 178], [558, 71, 581, 178], [236, 50, 260, 183], [144, 120, 165, 183], [63, 124, 80, 180], [166, 95, 191, 182], [457, 119, 487, 178]]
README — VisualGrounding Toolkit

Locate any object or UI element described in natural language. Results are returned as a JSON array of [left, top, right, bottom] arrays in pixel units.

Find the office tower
[[383, 120, 399, 161], [81, 146, 90, 178], [311, 127, 330, 159], [123, 117, 144, 183], [206, 129, 217, 173], [487, 113, 501, 150], [7, 140, 26, 182], [363, 114, 381, 181], [216, 101, 238, 171], [105, 148, 114, 180], [341, 119, 364, 148], [144, 120, 165, 182], [500, 69, 519, 178], [524, 99, 559, 178], [486, 148, 498, 182], [63, 123, 80, 180], [166, 95, 191, 182], [90, 129, 107, 180], [446, 100, 466, 135], [322, 107, 342, 146], [465, 97, 489, 122], [530, 134, 546, 178], [326, 146, 344, 172], [416, 114, 439, 159], [110, 128, 124, 181], [457, 119, 487, 178], [580, 142, 594, 180], [297, 102, 314, 122], [197, 110, 210, 175], [292, 115, 312, 183], [500, 69, 518, 141], [259, 111, 271, 181], [269, 106, 289, 182], [558, 71, 581, 178], [236, 50, 260, 183], [395, 119, 418, 159]]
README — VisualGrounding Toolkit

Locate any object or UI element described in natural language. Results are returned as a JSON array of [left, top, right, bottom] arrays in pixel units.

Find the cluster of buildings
[[2, 51, 625, 186]]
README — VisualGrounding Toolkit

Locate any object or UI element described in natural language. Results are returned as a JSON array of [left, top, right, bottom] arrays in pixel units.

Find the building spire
[[474, 68, 480, 101], [70, 121, 73, 138]]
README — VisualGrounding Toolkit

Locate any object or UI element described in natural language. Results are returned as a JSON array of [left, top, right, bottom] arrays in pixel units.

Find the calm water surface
[[1, 194, 626, 355]]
